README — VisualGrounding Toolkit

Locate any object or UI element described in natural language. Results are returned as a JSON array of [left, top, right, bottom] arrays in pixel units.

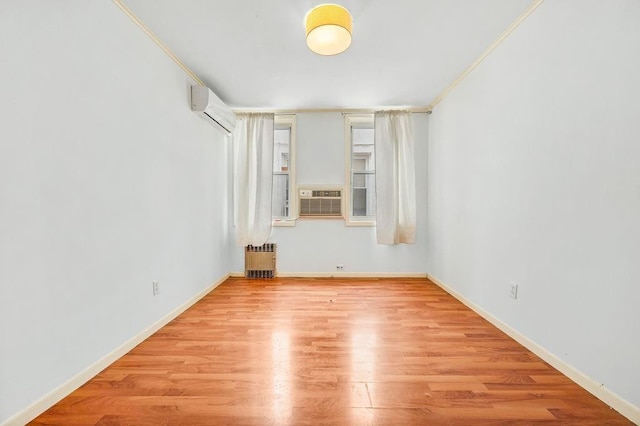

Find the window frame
[[344, 113, 376, 226], [272, 114, 297, 227]]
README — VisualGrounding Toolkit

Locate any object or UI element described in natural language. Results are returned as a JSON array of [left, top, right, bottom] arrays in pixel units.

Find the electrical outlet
[[509, 282, 518, 299], [336, 265, 344, 271], [153, 281, 159, 296]]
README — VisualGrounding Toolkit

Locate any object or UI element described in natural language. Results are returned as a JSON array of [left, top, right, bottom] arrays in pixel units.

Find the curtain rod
[[231, 106, 432, 115]]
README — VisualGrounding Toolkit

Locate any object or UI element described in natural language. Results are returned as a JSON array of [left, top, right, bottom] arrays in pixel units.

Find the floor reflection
[[271, 329, 291, 424], [350, 318, 378, 422], [351, 318, 378, 382]]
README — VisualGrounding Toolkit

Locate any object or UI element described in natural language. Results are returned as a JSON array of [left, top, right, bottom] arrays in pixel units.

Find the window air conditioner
[[190, 85, 236, 135], [299, 188, 343, 218]]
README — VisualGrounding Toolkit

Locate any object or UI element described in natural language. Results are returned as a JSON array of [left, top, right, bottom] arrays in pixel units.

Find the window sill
[[345, 219, 376, 227], [272, 219, 297, 227]]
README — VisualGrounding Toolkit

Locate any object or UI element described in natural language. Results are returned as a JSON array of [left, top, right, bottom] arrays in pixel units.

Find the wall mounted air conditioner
[[299, 187, 343, 218], [191, 85, 236, 135]]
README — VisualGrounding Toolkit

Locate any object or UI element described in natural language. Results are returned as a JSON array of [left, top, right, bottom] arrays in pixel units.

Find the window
[[344, 114, 375, 225], [272, 115, 296, 225]]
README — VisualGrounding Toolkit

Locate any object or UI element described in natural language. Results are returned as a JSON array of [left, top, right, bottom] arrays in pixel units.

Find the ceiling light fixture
[[305, 4, 352, 56]]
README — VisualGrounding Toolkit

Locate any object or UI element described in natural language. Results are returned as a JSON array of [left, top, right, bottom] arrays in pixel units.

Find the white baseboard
[[2, 274, 230, 426], [230, 271, 427, 278], [13, 273, 634, 424], [427, 273, 640, 425]]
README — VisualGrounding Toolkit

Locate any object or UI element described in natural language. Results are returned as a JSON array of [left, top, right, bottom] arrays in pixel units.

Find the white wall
[[0, 2, 230, 423], [427, 0, 640, 411], [229, 112, 429, 274]]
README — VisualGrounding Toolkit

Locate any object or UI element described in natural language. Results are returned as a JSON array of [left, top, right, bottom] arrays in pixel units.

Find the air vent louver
[[299, 188, 343, 217]]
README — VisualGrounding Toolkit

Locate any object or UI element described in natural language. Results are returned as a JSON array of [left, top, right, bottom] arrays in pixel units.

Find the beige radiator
[[245, 244, 276, 278]]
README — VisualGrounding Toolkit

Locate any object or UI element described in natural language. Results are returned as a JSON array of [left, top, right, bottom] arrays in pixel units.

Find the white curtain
[[232, 113, 274, 246], [374, 110, 416, 244]]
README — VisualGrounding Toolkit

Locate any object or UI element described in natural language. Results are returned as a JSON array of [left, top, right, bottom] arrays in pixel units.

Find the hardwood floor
[[32, 277, 632, 425]]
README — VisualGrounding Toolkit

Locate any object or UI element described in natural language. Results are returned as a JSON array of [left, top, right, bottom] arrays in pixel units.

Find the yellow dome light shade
[[305, 4, 352, 56]]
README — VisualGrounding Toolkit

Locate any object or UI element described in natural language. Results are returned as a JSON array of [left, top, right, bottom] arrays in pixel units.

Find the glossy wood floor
[[32, 277, 631, 425]]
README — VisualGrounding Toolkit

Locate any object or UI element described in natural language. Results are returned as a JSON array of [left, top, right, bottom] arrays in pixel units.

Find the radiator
[[245, 243, 276, 278]]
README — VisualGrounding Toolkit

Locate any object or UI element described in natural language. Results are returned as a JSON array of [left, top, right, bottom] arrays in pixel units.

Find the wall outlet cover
[[509, 282, 518, 299]]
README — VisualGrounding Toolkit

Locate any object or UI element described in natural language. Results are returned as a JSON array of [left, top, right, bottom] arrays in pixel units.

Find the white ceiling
[[122, 0, 533, 110]]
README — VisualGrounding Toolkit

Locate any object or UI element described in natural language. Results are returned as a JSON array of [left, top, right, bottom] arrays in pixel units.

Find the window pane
[[352, 128, 375, 172], [272, 173, 289, 218], [353, 158, 366, 172], [352, 173, 376, 217], [273, 128, 290, 172], [273, 126, 290, 219]]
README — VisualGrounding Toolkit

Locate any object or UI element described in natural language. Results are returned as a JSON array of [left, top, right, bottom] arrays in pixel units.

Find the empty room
[[1, 0, 638, 425]]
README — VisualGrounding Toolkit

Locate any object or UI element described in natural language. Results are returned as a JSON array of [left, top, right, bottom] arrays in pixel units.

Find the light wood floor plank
[[31, 277, 632, 425]]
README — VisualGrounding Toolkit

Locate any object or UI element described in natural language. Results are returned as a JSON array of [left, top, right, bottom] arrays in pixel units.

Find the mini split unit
[[190, 85, 236, 135]]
